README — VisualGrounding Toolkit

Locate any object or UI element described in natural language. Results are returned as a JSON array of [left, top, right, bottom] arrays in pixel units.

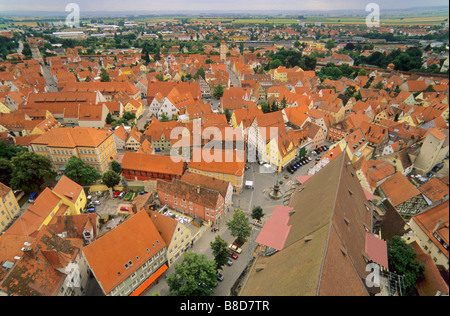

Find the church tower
[[220, 40, 227, 62]]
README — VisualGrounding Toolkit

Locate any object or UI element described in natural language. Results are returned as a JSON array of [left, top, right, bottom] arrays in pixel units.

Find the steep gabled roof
[[240, 152, 373, 296], [82, 210, 166, 295]]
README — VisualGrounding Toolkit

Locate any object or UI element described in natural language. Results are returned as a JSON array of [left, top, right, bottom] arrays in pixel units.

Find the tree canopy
[[226, 209, 252, 244], [387, 236, 425, 296], [210, 235, 229, 271], [64, 156, 100, 186], [102, 170, 121, 189], [166, 252, 218, 296], [10, 152, 56, 192]]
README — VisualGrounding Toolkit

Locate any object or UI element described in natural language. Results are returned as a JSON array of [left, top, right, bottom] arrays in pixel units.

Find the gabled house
[[414, 127, 449, 175], [145, 210, 191, 267], [0, 226, 88, 296], [82, 210, 168, 296], [377, 172, 428, 218], [157, 178, 225, 226]]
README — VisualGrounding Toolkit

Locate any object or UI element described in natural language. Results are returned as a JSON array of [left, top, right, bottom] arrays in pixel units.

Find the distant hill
[[0, 5, 448, 18]]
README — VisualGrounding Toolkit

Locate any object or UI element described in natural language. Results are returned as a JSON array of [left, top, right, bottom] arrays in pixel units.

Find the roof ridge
[[315, 151, 347, 295]]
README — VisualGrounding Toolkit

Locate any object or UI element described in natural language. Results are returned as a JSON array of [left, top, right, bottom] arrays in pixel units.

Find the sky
[[0, 0, 448, 12]]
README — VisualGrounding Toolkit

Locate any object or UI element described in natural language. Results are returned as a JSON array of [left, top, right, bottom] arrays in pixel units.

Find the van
[[28, 193, 38, 203]]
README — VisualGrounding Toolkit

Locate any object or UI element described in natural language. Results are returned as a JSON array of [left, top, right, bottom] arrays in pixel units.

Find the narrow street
[[42, 65, 58, 92], [226, 64, 241, 88], [141, 160, 311, 296]]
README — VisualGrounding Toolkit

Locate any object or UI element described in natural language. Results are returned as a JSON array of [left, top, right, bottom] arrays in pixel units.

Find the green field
[[190, 14, 448, 26], [2, 11, 448, 27]]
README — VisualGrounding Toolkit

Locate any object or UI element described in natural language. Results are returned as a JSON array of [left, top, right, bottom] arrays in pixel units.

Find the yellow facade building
[[0, 182, 20, 233], [30, 126, 116, 174], [1, 175, 87, 238]]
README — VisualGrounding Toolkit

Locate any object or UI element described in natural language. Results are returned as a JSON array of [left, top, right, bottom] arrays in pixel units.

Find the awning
[[130, 264, 168, 296], [255, 205, 292, 251], [365, 232, 388, 269]]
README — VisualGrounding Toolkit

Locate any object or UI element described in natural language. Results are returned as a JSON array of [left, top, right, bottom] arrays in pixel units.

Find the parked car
[[287, 166, 295, 174], [217, 273, 224, 281], [92, 200, 101, 205], [432, 163, 444, 173], [316, 157, 322, 162], [226, 259, 233, 266], [155, 148, 161, 152], [114, 191, 121, 198], [27, 192, 38, 203], [120, 206, 131, 212], [86, 208, 96, 213], [139, 191, 148, 195], [230, 251, 238, 259], [119, 192, 126, 199]]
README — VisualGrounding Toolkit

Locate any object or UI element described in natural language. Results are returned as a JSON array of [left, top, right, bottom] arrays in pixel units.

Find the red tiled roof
[[255, 205, 292, 251], [365, 232, 388, 269], [82, 210, 166, 295], [121, 152, 185, 176]]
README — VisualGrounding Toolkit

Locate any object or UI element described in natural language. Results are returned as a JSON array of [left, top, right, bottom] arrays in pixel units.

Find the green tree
[[210, 235, 229, 271], [224, 108, 231, 122], [298, 147, 307, 158], [374, 80, 384, 90], [270, 101, 278, 112], [110, 160, 122, 174], [280, 96, 287, 109], [0, 158, 13, 187], [344, 85, 357, 98], [166, 252, 218, 296], [213, 84, 224, 99], [100, 68, 110, 82], [10, 152, 56, 191], [260, 101, 270, 113], [195, 65, 206, 79], [102, 170, 120, 188], [326, 39, 336, 50], [159, 113, 170, 122], [251, 206, 264, 221], [105, 112, 114, 125], [102, 170, 121, 198], [122, 111, 136, 122], [0, 141, 27, 160], [387, 236, 425, 296], [64, 156, 100, 186], [226, 209, 252, 245]]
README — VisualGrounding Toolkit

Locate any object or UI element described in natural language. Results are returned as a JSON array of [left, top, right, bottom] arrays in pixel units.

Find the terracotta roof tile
[[82, 211, 166, 295]]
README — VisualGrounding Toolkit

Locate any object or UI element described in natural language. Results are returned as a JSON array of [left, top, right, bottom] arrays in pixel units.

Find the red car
[[120, 206, 130, 211], [229, 251, 238, 260], [114, 191, 121, 198]]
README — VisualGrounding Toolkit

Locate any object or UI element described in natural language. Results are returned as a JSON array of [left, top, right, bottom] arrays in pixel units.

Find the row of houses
[[0, 175, 196, 296]]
